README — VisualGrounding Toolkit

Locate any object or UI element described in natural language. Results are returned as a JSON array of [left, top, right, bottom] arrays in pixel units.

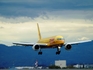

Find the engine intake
[[65, 44, 72, 50], [32, 44, 40, 51]]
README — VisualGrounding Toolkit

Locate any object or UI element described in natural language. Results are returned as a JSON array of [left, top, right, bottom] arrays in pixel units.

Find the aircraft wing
[[13, 42, 34, 46], [13, 42, 48, 47], [65, 40, 92, 45]]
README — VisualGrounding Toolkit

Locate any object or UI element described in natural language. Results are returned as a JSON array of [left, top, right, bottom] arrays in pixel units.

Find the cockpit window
[[57, 38, 62, 40]]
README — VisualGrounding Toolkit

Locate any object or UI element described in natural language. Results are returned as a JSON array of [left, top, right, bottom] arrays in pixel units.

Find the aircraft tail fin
[[37, 23, 42, 40]]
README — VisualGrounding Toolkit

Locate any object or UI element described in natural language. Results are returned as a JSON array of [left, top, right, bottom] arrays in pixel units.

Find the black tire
[[56, 51, 61, 55], [38, 52, 42, 55]]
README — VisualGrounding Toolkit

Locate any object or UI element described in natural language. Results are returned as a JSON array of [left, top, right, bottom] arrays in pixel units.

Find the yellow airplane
[[13, 23, 92, 55]]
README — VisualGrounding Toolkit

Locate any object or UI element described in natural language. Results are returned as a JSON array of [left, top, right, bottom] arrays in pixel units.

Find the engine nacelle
[[65, 44, 72, 50], [32, 44, 40, 51]]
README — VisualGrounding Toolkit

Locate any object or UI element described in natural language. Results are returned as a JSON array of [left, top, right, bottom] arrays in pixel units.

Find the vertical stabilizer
[[37, 23, 42, 40]]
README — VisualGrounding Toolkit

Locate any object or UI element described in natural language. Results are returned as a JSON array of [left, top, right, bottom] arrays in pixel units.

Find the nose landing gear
[[56, 46, 61, 55], [56, 51, 61, 55]]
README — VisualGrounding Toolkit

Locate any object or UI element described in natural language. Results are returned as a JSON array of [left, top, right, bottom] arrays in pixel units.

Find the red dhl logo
[[49, 38, 55, 44]]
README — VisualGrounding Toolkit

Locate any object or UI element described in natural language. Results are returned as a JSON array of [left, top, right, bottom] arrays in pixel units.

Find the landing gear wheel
[[56, 46, 61, 55], [56, 51, 61, 55], [38, 52, 42, 55]]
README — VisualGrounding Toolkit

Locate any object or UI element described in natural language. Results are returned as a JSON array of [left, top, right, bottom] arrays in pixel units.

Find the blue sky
[[0, 0, 93, 45]]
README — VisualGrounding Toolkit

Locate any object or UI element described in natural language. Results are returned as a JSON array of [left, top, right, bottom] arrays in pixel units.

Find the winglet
[[37, 23, 42, 40]]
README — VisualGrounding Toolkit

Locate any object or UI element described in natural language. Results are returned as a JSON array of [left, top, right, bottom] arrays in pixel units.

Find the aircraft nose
[[57, 40, 65, 44]]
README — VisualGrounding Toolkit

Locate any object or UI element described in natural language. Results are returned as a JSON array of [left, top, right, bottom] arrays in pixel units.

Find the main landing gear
[[38, 49, 42, 55], [38, 46, 61, 55], [56, 46, 61, 55], [38, 51, 42, 55]]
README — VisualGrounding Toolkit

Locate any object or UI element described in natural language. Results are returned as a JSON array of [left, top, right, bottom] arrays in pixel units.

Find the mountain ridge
[[0, 41, 93, 68]]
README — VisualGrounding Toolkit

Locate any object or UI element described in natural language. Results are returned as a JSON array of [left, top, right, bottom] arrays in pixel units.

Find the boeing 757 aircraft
[[13, 23, 91, 55]]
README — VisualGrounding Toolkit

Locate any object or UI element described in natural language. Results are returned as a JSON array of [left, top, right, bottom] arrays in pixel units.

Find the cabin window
[[57, 38, 62, 40]]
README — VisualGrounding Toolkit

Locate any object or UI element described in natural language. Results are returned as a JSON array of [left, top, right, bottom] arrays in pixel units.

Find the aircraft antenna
[[37, 23, 42, 40]]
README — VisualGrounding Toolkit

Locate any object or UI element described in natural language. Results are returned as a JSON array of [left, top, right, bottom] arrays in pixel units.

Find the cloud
[[0, 0, 93, 17], [0, 10, 93, 23], [0, 26, 4, 29], [0, 0, 93, 45], [78, 37, 89, 40], [0, 14, 93, 46]]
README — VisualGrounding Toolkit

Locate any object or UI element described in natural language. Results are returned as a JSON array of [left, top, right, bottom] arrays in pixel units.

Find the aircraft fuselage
[[37, 35, 65, 47]]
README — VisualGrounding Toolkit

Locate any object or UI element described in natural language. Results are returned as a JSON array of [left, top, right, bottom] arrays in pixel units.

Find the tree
[[49, 65, 61, 69]]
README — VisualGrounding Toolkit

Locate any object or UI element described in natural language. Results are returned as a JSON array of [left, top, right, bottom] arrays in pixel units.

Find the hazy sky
[[0, 0, 93, 45]]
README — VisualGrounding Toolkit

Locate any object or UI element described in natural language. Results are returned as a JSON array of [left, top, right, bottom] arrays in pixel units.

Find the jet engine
[[32, 44, 40, 51], [65, 44, 72, 50]]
